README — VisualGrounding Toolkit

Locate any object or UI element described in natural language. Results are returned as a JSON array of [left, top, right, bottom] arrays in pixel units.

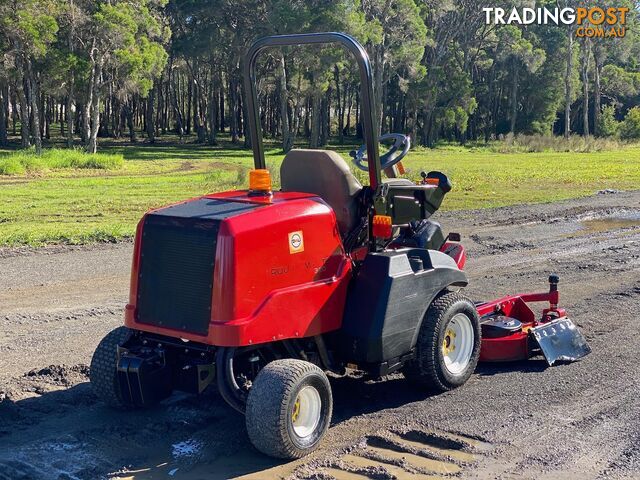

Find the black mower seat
[[280, 149, 363, 236]]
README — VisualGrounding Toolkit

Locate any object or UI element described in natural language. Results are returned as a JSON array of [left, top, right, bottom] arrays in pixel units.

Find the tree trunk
[[422, 109, 436, 148], [279, 55, 293, 152], [155, 76, 163, 136], [241, 81, 250, 148], [320, 95, 329, 147], [82, 102, 90, 144], [17, 71, 31, 148], [146, 84, 155, 143], [23, 58, 42, 154], [373, 43, 385, 135], [125, 100, 137, 142], [509, 61, 519, 134], [593, 45, 603, 136], [186, 78, 192, 135], [0, 82, 7, 146], [290, 72, 303, 145], [229, 73, 239, 143], [409, 108, 418, 144], [192, 74, 207, 143], [169, 60, 184, 139], [67, 0, 75, 147], [219, 81, 225, 132], [44, 95, 51, 140], [345, 87, 353, 135], [564, 30, 573, 139], [208, 68, 218, 146], [84, 44, 96, 151], [393, 91, 405, 133], [87, 60, 102, 154], [310, 92, 321, 148], [355, 91, 361, 138], [334, 65, 344, 144], [40, 92, 47, 140], [60, 101, 65, 137], [103, 85, 111, 137], [580, 39, 590, 136], [11, 92, 17, 136], [66, 87, 74, 147]]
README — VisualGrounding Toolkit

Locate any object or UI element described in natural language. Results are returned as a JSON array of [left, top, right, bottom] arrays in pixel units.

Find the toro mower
[[90, 33, 590, 459]]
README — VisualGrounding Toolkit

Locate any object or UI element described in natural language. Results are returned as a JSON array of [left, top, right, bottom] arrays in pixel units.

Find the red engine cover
[[125, 191, 352, 347]]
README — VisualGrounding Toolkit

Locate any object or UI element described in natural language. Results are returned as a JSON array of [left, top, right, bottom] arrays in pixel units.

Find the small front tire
[[404, 291, 481, 393], [245, 359, 332, 459]]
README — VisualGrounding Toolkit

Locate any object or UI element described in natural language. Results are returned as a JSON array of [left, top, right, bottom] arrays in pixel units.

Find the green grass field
[[1, 138, 640, 247]]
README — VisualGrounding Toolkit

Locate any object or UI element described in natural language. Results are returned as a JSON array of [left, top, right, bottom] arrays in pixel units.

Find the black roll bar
[[243, 32, 382, 189]]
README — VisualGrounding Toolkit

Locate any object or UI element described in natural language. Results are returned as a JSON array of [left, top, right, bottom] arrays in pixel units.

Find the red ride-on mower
[[90, 33, 590, 459]]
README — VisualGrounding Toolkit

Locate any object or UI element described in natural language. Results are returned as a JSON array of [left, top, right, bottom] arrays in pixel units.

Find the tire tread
[[246, 359, 332, 459], [404, 291, 481, 393], [89, 326, 132, 409]]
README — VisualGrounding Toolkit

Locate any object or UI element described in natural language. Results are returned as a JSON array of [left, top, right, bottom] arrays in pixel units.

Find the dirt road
[[1, 191, 639, 480]]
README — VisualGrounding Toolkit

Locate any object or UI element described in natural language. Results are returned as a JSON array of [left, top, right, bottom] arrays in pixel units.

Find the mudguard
[[338, 248, 467, 368]]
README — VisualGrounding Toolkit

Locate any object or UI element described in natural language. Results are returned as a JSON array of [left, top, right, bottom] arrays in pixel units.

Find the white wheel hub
[[442, 313, 474, 376], [291, 386, 322, 438]]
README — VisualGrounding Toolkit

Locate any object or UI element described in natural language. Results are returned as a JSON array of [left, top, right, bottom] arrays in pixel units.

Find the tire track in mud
[[317, 430, 490, 480]]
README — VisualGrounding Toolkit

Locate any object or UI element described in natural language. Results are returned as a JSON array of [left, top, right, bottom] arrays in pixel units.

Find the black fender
[[410, 250, 467, 349], [337, 248, 467, 365]]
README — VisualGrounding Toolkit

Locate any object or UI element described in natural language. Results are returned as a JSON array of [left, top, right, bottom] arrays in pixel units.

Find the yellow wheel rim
[[292, 398, 300, 422]]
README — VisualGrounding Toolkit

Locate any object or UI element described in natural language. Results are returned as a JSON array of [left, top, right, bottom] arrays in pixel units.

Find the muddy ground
[[1, 191, 639, 480]]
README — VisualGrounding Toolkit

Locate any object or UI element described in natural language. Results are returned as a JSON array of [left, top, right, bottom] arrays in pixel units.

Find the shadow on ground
[[475, 358, 549, 376], [0, 360, 543, 479]]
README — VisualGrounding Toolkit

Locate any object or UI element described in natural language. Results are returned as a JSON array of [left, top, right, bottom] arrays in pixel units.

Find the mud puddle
[[471, 209, 640, 253], [114, 449, 295, 480], [576, 211, 640, 236]]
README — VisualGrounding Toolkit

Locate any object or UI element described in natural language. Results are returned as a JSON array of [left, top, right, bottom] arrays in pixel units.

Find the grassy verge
[[1, 139, 640, 247], [0, 148, 124, 175]]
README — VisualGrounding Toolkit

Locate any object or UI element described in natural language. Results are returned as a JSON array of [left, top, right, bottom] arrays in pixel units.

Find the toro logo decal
[[288, 231, 304, 254]]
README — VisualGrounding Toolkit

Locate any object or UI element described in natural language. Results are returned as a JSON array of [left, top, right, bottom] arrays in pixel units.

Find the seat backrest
[[280, 149, 362, 236]]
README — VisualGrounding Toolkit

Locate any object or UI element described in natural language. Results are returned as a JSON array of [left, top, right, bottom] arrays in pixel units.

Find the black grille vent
[[135, 198, 261, 336], [137, 215, 219, 335]]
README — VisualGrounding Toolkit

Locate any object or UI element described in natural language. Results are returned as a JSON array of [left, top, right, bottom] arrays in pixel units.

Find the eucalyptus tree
[[79, 0, 167, 152], [0, 0, 638, 150], [416, 0, 489, 145], [496, 25, 545, 134], [0, 0, 59, 152], [360, 0, 426, 135]]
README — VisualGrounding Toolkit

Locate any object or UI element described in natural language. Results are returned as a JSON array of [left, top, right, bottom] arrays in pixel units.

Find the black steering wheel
[[350, 133, 411, 172]]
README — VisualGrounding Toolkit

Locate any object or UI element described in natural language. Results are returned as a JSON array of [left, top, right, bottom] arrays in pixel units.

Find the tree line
[[0, 0, 639, 154]]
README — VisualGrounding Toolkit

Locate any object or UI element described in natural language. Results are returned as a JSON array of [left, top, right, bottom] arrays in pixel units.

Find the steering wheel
[[350, 133, 411, 172]]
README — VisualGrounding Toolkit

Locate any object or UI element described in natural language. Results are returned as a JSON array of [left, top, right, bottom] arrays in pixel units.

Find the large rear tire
[[90, 326, 132, 409], [245, 359, 332, 459], [403, 291, 481, 393]]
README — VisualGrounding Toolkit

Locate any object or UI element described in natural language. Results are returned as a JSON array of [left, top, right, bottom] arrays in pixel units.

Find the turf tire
[[245, 359, 332, 459], [90, 326, 133, 409], [403, 291, 481, 393]]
